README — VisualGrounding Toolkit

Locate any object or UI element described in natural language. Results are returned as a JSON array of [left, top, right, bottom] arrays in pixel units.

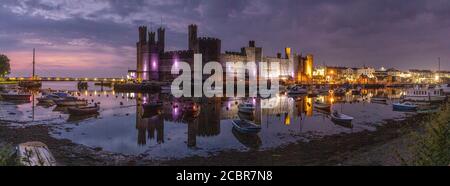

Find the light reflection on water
[[0, 82, 413, 159]]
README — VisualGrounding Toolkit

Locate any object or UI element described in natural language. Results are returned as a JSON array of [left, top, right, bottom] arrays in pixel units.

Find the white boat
[[393, 102, 417, 111], [288, 85, 308, 95], [330, 111, 354, 123], [54, 97, 88, 106], [232, 119, 261, 134], [238, 102, 255, 114], [17, 141, 57, 166], [403, 86, 446, 102]]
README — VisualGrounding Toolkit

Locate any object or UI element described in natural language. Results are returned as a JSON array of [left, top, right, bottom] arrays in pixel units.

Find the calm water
[[0, 82, 415, 159]]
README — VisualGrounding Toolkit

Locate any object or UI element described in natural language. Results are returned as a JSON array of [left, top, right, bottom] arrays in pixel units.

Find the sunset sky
[[1, 0, 449, 78]]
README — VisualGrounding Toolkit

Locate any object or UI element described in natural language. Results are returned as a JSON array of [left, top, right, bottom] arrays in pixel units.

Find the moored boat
[[67, 105, 99, 115], [393, 102, 417, 111], [232, 119, 261, 134], [330, 111, 354, 123], [54, 97, 87, 107], [36, 92, 70, 104], [0, 92, 31, 101]]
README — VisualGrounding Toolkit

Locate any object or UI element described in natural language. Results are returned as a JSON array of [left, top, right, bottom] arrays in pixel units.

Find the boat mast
[[32, 48, 35, 80]]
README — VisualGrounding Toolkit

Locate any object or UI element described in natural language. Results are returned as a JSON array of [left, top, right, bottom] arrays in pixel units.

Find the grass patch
[[0, 143, 19, 166], [405, 104, 450, 166]]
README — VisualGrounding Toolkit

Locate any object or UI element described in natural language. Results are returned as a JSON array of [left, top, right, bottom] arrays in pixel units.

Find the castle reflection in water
[[132, 87, 404, 148]]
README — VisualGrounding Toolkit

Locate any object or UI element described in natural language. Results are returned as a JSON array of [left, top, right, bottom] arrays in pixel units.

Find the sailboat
[[19, 48, 42, 89]]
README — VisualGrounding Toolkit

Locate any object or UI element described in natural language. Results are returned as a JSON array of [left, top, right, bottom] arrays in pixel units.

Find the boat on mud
[[314, 101, 331, 111], [238, 102, 255, 114], [232, 119, 261, 134], [330, 110, 354, 123], [393, 102, 417, 111], [67, 104, 100, 116], [54, 97, 88, 107], [17, 141, 57, 166]]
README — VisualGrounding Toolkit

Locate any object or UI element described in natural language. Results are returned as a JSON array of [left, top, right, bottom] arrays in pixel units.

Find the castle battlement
[[160, 50, 194, 58], [198, 37, 220, 41]]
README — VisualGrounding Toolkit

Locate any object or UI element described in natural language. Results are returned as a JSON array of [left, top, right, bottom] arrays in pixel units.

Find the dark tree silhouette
[[0, 54, 11, 78]]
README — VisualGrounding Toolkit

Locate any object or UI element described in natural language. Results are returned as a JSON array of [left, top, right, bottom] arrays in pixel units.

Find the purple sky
[[1, 0, 449, 78]]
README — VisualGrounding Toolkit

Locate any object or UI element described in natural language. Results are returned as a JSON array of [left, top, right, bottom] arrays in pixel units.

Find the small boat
[[330, 111, 354, 123], [232, 119, 261, 134], [0, 92, 31, 101], [238, 102, 255, 114], [393, 102, 417, 111], [314, 101, 331, 110], [54, 97, 88, 107], [67, 105, 99, 115], [36, 92, 70, 104], [142, 101, 163, 110], [287, 85, 308, 95], [17, 141, 57, 166]]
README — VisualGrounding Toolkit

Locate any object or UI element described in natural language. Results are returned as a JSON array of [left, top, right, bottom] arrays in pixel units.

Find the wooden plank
[[17, 141, 57, 166]]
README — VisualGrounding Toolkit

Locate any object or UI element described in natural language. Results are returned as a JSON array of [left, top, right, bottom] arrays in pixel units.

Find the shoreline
[[0, 108, 440, 166]]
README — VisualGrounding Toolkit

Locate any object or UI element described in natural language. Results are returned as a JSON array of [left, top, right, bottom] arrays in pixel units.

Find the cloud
[[0, 0, 449, 77]]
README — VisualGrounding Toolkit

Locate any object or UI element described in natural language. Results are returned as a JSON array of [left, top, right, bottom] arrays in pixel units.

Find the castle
[[132, 24, 313, 83], [134, 24, 221, 82]]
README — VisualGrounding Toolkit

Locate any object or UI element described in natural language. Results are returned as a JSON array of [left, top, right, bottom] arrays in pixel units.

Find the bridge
[[6, 77, 127, 83]]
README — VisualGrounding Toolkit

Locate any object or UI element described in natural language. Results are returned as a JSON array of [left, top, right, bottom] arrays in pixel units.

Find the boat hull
[[54, 99, 88, 106], [0, 94, 31, 101], [403, 96, 446, 102], [67, 106, 99, 115], [232, 120, 261, 134]]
